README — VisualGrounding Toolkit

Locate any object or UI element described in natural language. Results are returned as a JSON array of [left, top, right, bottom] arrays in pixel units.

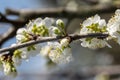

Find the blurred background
[[0, 0, 120, 80]]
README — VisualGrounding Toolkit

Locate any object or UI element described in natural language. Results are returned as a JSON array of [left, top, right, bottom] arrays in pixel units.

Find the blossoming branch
[[0, 9, 120, 77]]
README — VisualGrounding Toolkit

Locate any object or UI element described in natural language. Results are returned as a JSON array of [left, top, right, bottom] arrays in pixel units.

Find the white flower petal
[[49, 26, 58, 37], [115, 9, 120, 16], [99, 19, 106, 28], [93, 14, 100, 23], [43, 17, 53, 28], [3, 62, 17, 77], [16, 34, 25, 41], [33, 18, 42, 26], [17, 28, 27, 34], [82, 18, 92, 27], [49, 47, 73, 64]]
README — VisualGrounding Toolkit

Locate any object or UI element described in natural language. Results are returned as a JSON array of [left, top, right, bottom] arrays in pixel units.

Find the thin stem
[[0, 33, 109, 53]]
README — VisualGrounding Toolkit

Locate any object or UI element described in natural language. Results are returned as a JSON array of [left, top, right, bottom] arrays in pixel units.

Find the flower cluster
[[16, 18, 72, 61], [80, 14, 110, 49], [0, 54, 17, 77], [15, 18, 71, 64], [80, 9, 120, 49], [107, 9, 120, 44], [0, 18, 73, 76], [14, 18, 69, 64], [40, 38, 73, 64]]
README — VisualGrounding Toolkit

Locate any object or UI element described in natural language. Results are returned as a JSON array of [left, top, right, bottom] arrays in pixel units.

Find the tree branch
[[0, 13, 27, 47], [0, 12, 26, 26], [0, 33, 108, 53], [5, 5, 119, 20], [0, 27, 15, 47]]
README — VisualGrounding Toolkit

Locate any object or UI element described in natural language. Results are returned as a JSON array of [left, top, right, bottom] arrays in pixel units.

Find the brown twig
[[0, 12, 26, 26], [0, 33, 108, 53], [0, 27, 15, 46], [5, 5, 118, 20], [0, 13, 27, 47]]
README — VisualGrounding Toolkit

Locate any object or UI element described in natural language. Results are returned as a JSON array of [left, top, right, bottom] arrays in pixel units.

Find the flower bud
[[60, 38, 70, 47], [56, 19, 65, 29], [17, 28, 27, 34]]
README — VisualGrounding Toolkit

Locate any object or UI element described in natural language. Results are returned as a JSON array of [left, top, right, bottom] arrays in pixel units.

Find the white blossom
[[107, 9, 120, 45], [49, 47, 73, 64], [80, 14, 110, 49], [43, 17, 54, 28], [16, 28, 27, 42], [40, 41, 73, 64], [2, 62, 17, 77], [60, 38, 70, 47], [80, 14, 106, 34], [49, 26, 59, 37], [17, 28, 27, 34], [16, 28, 31, 43], [33, 18, 43, 27], [27, 18, 42, 31], [81, 38, 111, 49], [48, 42, 73, 64], [16, 34, 26, 42], [27, 17, 54, 33], [40, 42, 60, 57]]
